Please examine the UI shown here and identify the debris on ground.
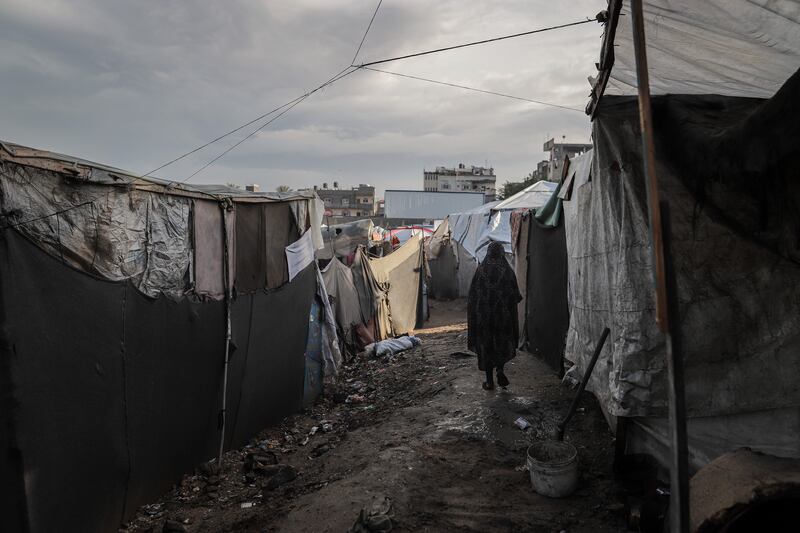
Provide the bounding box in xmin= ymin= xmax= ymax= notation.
xmin=348 ymin=497 xmax=394 ymax=533
xmin=127 ymin=299 xmax=623 ymax=532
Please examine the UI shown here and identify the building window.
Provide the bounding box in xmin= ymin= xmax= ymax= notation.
xmin=324 ymin=198 xmax=332 ymax=205
xmin=342 ymin=198 xmax=349 ymax=206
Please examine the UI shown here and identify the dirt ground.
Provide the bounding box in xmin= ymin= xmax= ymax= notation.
xmin=126 ymin=299 xmax=626 ymax=532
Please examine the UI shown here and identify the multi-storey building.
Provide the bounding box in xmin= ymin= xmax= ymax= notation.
xmin=309 ymin=183 xmax=376 ymax=217
xmin=539 ymin=138 xmax=592 ymax=182
xmin=423 ymin=163 xmax=496 ymax=202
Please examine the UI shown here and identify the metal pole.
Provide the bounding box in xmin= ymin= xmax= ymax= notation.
xmin=557 ymin=327 xmax=610 ymax=441
xmin=218 ymin=202 xmax=233 ymax=465
xmin=629 ymin=1 xmax=689 ymax=531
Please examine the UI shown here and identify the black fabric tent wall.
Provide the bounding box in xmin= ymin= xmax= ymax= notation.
xmin=0 ymin=229 xmax=315 ymax=533
xmin=428 ymin=241 xmax=459 ymax=300
xmin=524 ymin=218 xmax=569 ymax=374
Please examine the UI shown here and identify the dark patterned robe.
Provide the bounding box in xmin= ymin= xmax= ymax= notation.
xmin=467 ymin=241 xmax=522 ymax=371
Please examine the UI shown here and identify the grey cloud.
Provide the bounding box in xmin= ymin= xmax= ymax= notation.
xmin=1 ymin=0 xmax=604 ymax=194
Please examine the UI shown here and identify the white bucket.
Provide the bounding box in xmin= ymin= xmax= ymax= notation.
xmin=526 ymin=441 xmax=579 ymax=498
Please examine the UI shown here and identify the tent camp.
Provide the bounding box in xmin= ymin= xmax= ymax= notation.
xmin=0 ymin=141 xmax=339 ymax=533
xmin=427 ymin=181 xmax=558 ymax=299
xmin=320 ymin=233 xmax=425 ymax=353
xmin=564 ymin=0 xmax=800 ymax=480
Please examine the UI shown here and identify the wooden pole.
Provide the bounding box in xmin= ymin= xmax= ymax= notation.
xmin=629 ymin=1 xmax=689 ymax=531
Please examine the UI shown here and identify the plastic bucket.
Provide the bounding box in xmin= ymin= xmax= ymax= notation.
xmin=526 ymin=441 xmax=579 ymax=498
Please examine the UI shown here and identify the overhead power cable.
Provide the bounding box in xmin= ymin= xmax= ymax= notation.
xmin=351 ymin=0 xmax=383 ymax=65
xmin=155 ymin=2 xmax=384 ymax=182
xmin=180 ymin=67 xmax=357 ymax=182
xmin=147 ymin=64 xmax=352 ymax=179
xmin=364 ymin=67 xmax=583 ymax=112
xmin=354 ymin=17 xmax=598 ymax=68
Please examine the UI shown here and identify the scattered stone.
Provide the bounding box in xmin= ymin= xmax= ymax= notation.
xmin=162 ymin=519 xmax=187 ymax=532
xmin=312 ymin=444 xmax=331 ymax=457
xmin=262 ymin=465 xmax=298 ymax=491
xmin=349 ymin=496 xmax=394 ymax=533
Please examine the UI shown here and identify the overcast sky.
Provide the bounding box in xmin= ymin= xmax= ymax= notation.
xmin=1 ymin=0 xmax=605 ymax=195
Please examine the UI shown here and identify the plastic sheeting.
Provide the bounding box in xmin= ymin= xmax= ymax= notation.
xmin=607 ymin=0 xmax=800 ymax=99
xmin=0 ymin=162 xmax=192 ymax=299
xmin=564 ymin=93 xmax=800 ymax=419
xmin=321 ymin=257 xmax=364 ymax=332
xmin=0 ymin=228 xmax=317 ymax=533
xmin=627 ymin=407 xmax=800 ymax=475
xmin=318 ymin=219 xmax=374 ymax=261
xmin=286 ymin=229 xmax=315 ymax=281
xmin=369 ymin=233 xmax=424 ymax=336
xmin=493 ymin=180 xmax=558 ymax=211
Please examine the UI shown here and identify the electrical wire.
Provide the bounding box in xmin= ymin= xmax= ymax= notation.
xmin=364 ymin=67 xmax=584 ymax=112
xmin=355 ymin=17 xmax=597 ymax=68
xmin=351 ymin=0 xmax=383 ymax=65
xmin=143 ymin=96 xmax=307 ymax=177
xmin=146 ymin=64 xmax=353 ymax=178
xmin=180 ymin=67 xmax=357 ymax=182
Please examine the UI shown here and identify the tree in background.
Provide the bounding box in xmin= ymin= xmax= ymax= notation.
xmin=275 ymin=185 xmax=291 ymax=192
xmin=497 ymin=171 xmax=541 ymax=200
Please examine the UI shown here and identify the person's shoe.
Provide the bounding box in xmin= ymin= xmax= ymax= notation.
xmin=497 ymin=372 xmax=509 ymax=388
xmin=482 ymin=381 xmax=495 ymax=390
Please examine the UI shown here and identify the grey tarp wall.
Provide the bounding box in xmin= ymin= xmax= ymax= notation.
xmin=0 ymin=144 xmax=324 ymax=532
xmin=321 ymin=257 xmax=364 ymax=332
xmin=565 ymin=81 xmax=800 ymax=468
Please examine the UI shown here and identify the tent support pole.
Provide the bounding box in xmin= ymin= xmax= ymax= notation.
xmin=218 ymin=202 xmax=233 ymax=466
xmin=630 ymin=1 xmax=689 ymax=531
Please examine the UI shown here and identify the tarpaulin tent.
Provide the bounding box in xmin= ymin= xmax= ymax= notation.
xmin=570 ymin=0 xmax=800 ymax=473
xmin=512 ymin=168 xmax=574 ymax=375
xmin=318 ymin=219 xmax=375 ymax=263
xmin=0 ymin=141 xmax=336 ymax=533
xmin=428 ymin=183 xmax=559 ymax=300
xmin=369 ymin=233 xmax=425 ymax=335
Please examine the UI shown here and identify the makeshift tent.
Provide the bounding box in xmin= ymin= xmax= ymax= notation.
xmin=494 ymin=180 xmax=558 ymax=211
xmin=428 ymin=183 xmax=559 ymax=299
xmin=512 ymin=170 xmax=572 ymax=375
xmin=569 ymin=0 xmax=800 ymax=474
xmin=369 ymin=233 xmax=425 ymax=335
xmin=0 ymin=141 xmax=337 ymax=533
xmin=318 ymin=218 xmax=375 ymax=263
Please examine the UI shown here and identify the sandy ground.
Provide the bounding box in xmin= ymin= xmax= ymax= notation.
xmin=127 ymin=299 xmax=625 ymax=532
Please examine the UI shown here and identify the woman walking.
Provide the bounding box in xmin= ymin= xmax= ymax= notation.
xmin=467 ymin=241 xmax=522 ymax=390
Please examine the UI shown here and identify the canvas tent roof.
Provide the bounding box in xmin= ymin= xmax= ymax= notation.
xmin=589 ymin=0 xmax=800 ymax=113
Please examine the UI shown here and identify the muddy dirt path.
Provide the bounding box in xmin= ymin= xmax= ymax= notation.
xmin=127 ymin=299 xmax=625 ymax=532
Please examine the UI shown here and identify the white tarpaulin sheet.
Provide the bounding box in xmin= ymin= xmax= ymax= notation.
xmin=608 ymin=0 xmax=800 ymax=98
xmin=285 ymin=229 xmax=315 ymax=281
xmin=493 ymin=180 xmax=558 ymax=211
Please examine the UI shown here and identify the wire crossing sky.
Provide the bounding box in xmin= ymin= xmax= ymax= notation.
xmin=165 ymin=13 xmax=598 ymax=182
xmin=0 ymin=0 xmax=606 ymax=192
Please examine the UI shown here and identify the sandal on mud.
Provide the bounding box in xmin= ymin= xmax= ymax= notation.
xmin=497 ymin=373 xmax=510 ymax=388
xmin=482 ymin=381 xmax=495 ymax=390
